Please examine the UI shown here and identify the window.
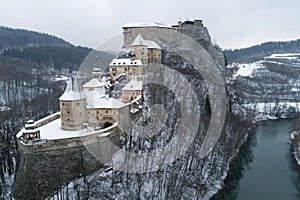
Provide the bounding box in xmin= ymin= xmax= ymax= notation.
xmin=97 ymin=111 xmax=99 ymax=114
xmin=62 ymin=103 xmax=65 ymax=106
xmin=106 ymin=110 xmax=108 ymax=113
xmin=67 ymin=111 xmax=70 ymax=114
xmin=67 ymin=118 xmax=70 ymax=121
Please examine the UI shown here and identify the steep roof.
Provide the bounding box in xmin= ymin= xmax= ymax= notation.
xmin=130 ymin=34 xmax=161 ymax=49
xmin=83 ymin=78 xmax=104 ymax=88
xmin=86 ymin=90 xmax=126 ymax=109
xmin=131 ymin=34 xmax=148 ymax=46
xmin=122 ymin=79 xmax=143 ymax=91
xmin=146 ymin=40 xmax=161 ymax=49
xmin=109 ymin=58 xmax=143 ymax=66
xmin=59 ymin=77 xmax=86 ymax=101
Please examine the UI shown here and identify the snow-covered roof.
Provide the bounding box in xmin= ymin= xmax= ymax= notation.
xmin=131 ymin=34 xmax=148 ymax=46
xmin=146 ymin=40 xmax=161 ymax=49
xmin=131 ymin=34 xmax=161 ymax=49
xmin=123 ymin=22 xmax=172 ymax=29
xmin=122 ymin=79 xmax=143 ymax=91
xmin=59 ymin=77 xmax=86 ymax=101
xmin=83 ymin=78 xmax=105 ymax=88
xmin=86 ymin=90 xmax=126 ymax=109
xmin=109 ymin=58 xmax=143 ymax=66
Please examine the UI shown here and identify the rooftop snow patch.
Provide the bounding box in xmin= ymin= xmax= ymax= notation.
xmin=122 ymin=22 xmax=173 ymax=29
xmin=83 ymin=78 xmax=105 ymax=88
xmin=59 ymin=77 xmax=86 ymax=101
xmin=109 ymin=58 xmax=143 ymax=66
xmin=131 ymin=34 xmax=161 ymax=49
xmin=122 ymin=79 xmax=143 ymax=91
xmin=85 ymin=90 xmax=126 ymax=109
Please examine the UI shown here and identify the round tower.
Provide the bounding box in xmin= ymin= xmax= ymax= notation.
xmin=59 ymin=77 xmax=86 ymax=130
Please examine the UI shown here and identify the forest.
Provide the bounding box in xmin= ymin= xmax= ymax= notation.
xmin=224 ymin=39 xmax=300 ymax=63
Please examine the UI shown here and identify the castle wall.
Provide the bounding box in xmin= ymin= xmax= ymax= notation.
xmin=18 ymin=125 xmax=119 ymax=157
xmin=109 ymin=65 xmax=143 ymax=81
xmin=123 ymin=26 xmax=163 ymax=48
xmin=86 ymin=108 xmax=120 ymax=126
xmin=148 ymin=48 xmax=161 ymax=63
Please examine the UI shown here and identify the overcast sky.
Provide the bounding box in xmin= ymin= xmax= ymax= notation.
xmin=1 ymin=0 xmax=299 ymax=50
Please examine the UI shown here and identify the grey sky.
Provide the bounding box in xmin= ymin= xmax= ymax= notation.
xmin=1 ymin=0 xmax=299 ymax=50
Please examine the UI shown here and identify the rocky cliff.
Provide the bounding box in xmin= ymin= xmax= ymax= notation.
xmin=45 ymin=20 xmax=252 ymax=200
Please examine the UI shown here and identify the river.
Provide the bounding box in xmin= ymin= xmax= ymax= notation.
xmin=213 ymin=119 xmax=300 ymax=200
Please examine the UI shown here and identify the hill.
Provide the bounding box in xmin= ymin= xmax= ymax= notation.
xmin=0 ymin=26 xmax=115 ymax=72
xmin=2 ymin=46 xmax=114 ymax=72
xmin=0 ymin=26 xmax=71 ymax=52
xmin=224 ymin=39 xmax=300 ymax=63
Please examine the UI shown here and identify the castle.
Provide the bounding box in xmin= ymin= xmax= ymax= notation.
xmin=17 ymin=18 xmax=202 ymax=149
xmin=17 ymin=32 xmax=161 ymax=146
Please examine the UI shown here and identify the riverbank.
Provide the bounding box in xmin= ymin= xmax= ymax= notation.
xmin=213 ymin=119 xmax=300 ymax=199
xmin=291 ymin=131 xmax=300 ymax=166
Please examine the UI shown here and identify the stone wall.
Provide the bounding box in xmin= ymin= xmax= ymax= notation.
xmin=14 ymin=128 xmax=121 ymax=199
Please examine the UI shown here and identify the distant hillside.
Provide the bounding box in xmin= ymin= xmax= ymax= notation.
xmin=0 ymin=26 xmax=71 ymax=52
xmin=224 ymin=39 xmax=300 ymax=63
xmin=2 ymin=46 xmax=115 ymax=71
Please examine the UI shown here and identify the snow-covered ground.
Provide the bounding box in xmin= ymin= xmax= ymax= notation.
xmin=228 ymin=61 xmax=264 ymax=78
xmin=16 ymin=114 xmax=118 ymax=140
xmin=243 ymin=102 xmax=300 ymax=121
xmin=266 ymin=53 xmax=300 ymax=60
xmin=291 ymin=131 xmax=300 ymax=166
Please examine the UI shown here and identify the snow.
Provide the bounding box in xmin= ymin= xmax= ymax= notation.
xmin=291 ymin=87 xmax=300 ymax=92
xmin=243 ymin=101 xmax=300 ymax=120
xmin=123 ymin=22 xmax=172 ymax=29
xmin=109 ymin=58 xmax=143 ymax=66
xmin=267 ymin=53 xmax=300 ymax=60
xmin=146 ymin=40 xmax=161 ymax=49
xmin=54 ymin=76 xmax=69 ymax=81
xmin=59 ymin=78 xmax=86 ymax=101
xmin=83 ymin=78 xmax=105 ymax=88
xmin=122 ymin=79 xmax=143 ymax=91
xmin=131 ymin=34 xmax=148 ymax=46
xmin=131 ymin=34 xmax=161 ymax=49
xmin=86 ymin=90 xmax=126 ymax=109
xmin=231 ymin=62 xmax=264 ymax=78
xmin=18 ymin=117 xmax=118 ymax=140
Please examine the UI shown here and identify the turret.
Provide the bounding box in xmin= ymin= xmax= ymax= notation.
xmin=91 ymin=68 xmax=102 ymax=80
xmin=59 ymin=77 xmax=86 ymax=130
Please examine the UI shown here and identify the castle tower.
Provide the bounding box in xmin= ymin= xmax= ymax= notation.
xmin=91 ymin=68 xmax=102 ymax=80
xmin=130 ymin=34 xmax=148 ymax=64
xmin=59 ymin=77 xmax=86 ymax=130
